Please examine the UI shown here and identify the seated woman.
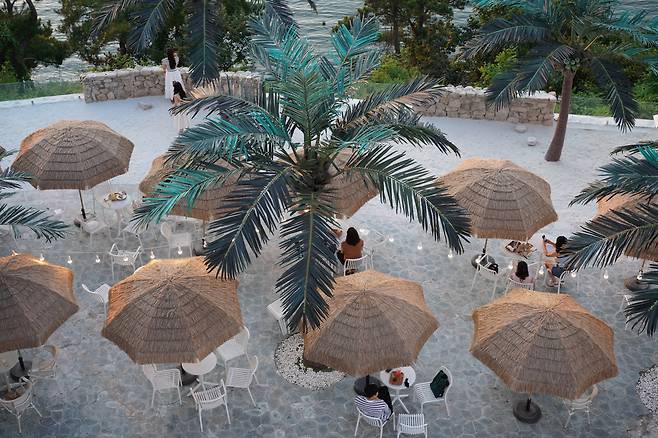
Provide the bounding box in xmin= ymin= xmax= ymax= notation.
xmin=337 ymin=227 xmax=364 ymax=264
xmin=354 ymin=384 xmax=393 ymax=422
xmin=509 ymin=260 xmax=534 ymax=286
xmin=542 ymin=235 xmax=568 ymax=287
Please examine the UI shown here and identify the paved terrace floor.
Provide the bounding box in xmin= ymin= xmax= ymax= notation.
xmin=1 ymin=95 xmax=657 ymax=437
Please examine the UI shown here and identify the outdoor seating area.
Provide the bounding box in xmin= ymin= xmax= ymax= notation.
xmin=1 ymin=87 xmax=657 ymax=437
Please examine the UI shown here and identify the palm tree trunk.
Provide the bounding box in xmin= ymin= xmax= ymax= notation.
xmin=544 ymin=70 xmax=575 ymax=162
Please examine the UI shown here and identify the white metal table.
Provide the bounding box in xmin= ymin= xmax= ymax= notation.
xmin=100 ymin=193 xmax=132 ymax=237
xmin=182 ymin=352 xmax=217 ymax=395
xmin=379 ymin=366 xmax=416 ymax=413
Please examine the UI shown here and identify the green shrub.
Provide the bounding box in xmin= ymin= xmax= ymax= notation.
xmin=370 ymin=55 xmax=419 ymax=83
xmin=476 ymin=47 xmax=517 ymax=87
xmin=0 ymin=61 xmax=18 ymax=84
xmin=87 ymin=54 xmax=155 ymax=72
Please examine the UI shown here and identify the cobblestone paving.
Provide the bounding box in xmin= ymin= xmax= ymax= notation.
xmin=0 ymin=97 xmax=656 ymax=437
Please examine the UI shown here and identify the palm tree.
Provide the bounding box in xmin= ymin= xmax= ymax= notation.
xmin=134 ymin=3 xmax=471 ymax=331
xmin=0 ymin=150 xmax=69 ymax=242
xmin=93 ymin=0 xmax=316 ymax=85
xmin=464 ymin=0 xmax=658 ymax=162
xmin=565 ymin=142 xmax=658 ymax=336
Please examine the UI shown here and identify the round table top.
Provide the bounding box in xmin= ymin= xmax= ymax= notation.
xmin=102 ymin=194 xmax=132 ymax=211
xmin=379 ymin=366 xmax=416 ymax=390
xmin=182 ymin=353 xmax=217 ymax=376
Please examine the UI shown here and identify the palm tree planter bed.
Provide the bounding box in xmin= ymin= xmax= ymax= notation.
xmin=274 ymin=335 xmax=345 ymax=390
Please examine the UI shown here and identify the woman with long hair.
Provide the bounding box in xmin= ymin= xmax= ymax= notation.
xmin=171 ymin=81 xmax=190 ymax=132
xmin=510 ymin=260 xmax=534 ymax=285
xmin=543 ymin=235 xmax=568 ymax=286
xmin=337 ymin=227 xmax=364 ymax=265
xmin=161 ymin=48 xmax=185 ymax=100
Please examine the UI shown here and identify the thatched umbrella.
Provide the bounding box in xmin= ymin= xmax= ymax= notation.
xmin=102 ymin=257 xmax=242 ymax=364
xmin=0 ymin=253 xmax=78 ymax=376
xmin=139 ymin=155 xmax=242 ymax=222
xmin=304 ymin=270 xmax=438 ymax=377
xmin=438 ymin=158 xmax=557 ymax=264
xmin=327 ymin=150 xmax=379 ymax=219
xmin=12 ymin=120 xmax=134 ymax=220
xmin=597 ymin=194 xmax=658 ymax=290
xmin=471 ymin=289 xmax=618 ymax=423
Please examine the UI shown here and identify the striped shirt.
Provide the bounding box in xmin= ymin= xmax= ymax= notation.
xmin=354 ymin=395 xmax=391 ymax=422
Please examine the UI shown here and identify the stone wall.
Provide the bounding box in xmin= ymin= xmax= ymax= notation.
xmin=80 ymin=69 xmax=555 ymax=125
xmin=80 ymin=67 xmax=262 ymax=103
xmin=416 ymin=85 xmax=556 ymax=125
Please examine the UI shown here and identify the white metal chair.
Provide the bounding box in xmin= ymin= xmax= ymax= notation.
xmin=556 ymin=270 xmax=580 ymax=294
xmin=344 ymin=254 xmax=370 ymax=276
xmin=267 ymin=298 xmax=290 ymax=335
xmin=29 ymin=345 xmax=58 ymax=381
xmin=563 ymin=384 xmax=598 ymax=429
xmin=160 ymin=222 xmax=193 ymax=257
xmin=618 ymin=294 xmax=634 ymax=330
xmin=108 ymin=243 xmax=142 ymax=280
xmin=470 ymin=263 xmax=500 ymax=300
xmin=192 ymin=380 xmax=230 ymax=431
xmin=225 ymin=355 xmax=259 ymax=406
xmin=216 ymin=326 xmax=250 ymax=369
xmin=414 ymin=366 xmax=452 ymax=417
xmin=121 ymin=219 xmax=148 ymax=247
xmin=0 ymin=378 xmax=42 ymax=434
xmin=504 ymin=277 xmax=535 ymax=292
xmin=354 ymin=404 xmax=394 ymax=438
xmin=80 ymin=219 xmax=109 ymax=247
xmin=142 ymin=364 xmax=182 ymax=407
xmin=81 ymin=283 xmax=110 ymax=315
xmin=397 ymin=413 xmax=428 ymax=438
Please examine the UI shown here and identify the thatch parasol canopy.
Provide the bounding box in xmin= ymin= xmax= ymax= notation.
xmin=326 ymin=150 xmax=379 ymax=219
xmin=596 ymin=194 xmax=658 ymax=261
xmin=12 ymin=120 xmax=134 ymax=190
xmin=139 ymin=155 xmax=243 ymax=221
xmin=102 ymin=257 xmax=242 ymax=364
xmin=304 ymin=270 xmax=438 ymax=376
xmin=0 ymin=253 xmax=78 ymax=352
xmin=438 ymin=158 xmax=557 ymax=241
xmin=470 ymin=289 xmax=618 ymax=400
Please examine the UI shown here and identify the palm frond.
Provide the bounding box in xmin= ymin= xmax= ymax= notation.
xmin=590 ymin=57 xmax=638 ymax=132
xmin=0 ymin=204 xmax=69 ymax=241
xmin=339 ymin=76 xmax=445 ymax=130
xmin=611 ymin=141 xmax=658 ymax=156
xmin=625 ymin=266 xmax=658 ymax=337
xmin=204 ymin=163 xmax=292 ymax=278
xmin=463 ymin=17 xmax=549 ymax=58
xmin=171 ymin=88 xmax=264 ymax=118
xmin=263 ymin=0 xmax=297 ymax=29
xmin=0 ymin=168 xmax=32 ymax=192
xmin=279 ymin=70 xmax=334 ymax=139
xmin=570 ymin=154 xmax=658 ymax=205
xmin=167 ymin=111 xmax=290 ymax=162
xmin=330 ymin=15 xmax=381 ymax=92
xmin=593 ymin=10 xmax=658 ymax=47
xmin=128 ymin=0 xmax=176 ymax=50
xmin=276 ymin=192 xmax=338 ymax=331
xmin=92 ymin=0 xmax=139 ymax=37
xmin=186 ymin=0 xmax=221 ymax=85
xmin=487 ymin=44 xmax=574 ymax=109
xmin=345 ymin=146 xmax=470 ymax=253
xmin=563 ymin=203 xmax=658 ymax=270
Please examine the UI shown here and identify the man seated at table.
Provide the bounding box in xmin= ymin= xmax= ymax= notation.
xmin=354 ymin=384 xmax=393 ymax=422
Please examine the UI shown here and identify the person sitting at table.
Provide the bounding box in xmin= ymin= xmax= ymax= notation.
xmin=354 ymin=384 xmax=393 ymax=422
xmin=509 ymin=260 xmax=534 ymax=285
xmin=543 ymin=235 xmax=568 ymax=287
xmin=337 ymin=227 xmax=364 ymax=265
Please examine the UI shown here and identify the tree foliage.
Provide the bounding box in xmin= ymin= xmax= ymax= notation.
xmin=135 ymin=2 xmax=470 ymax=331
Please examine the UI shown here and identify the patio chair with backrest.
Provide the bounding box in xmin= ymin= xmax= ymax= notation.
xmin=225 ymin=355 xmax=259 ymax=406
xmin=354 ymin=403 xmax=394 ymax=438
xmin=267 ymin=298 xmax=290 ymax=336
xmin=216 ymin=326 xmax=250 ymax=369
xmin=108 ymin=243 xmax=142 ymax=281
xmin=414 ymin=366 xmax=452 ymax=417
xmin=0 ymin=378 xmax=42 ymax=434
xmin=192 ymin=380 xmax=230 ymax=431
xmin=556 ymin=270 xmax=579 ymax=294
xmin=29 ymin=345 xmax=58 ymax=382
xmin=504 ymin=277 xmax=535 ymax=293
xmin=397 ymin=413 xmax=428 ymax=438
xmin=470 ymin=262 xmax=500 ymax=300
xmin=142 ymin=364 xmax=182 ymax=407
xmin=563 ymin=384 xmax=598 ymax=429
xmin=80 ymin=219 xmax=110 ymax=247
xmin=81 ymin=283 xmax=110 ymax=315
xmin=344 ymin=254 xmax=370 ymax=276
xmin=160 ymin=222 xmax=193 ymax=257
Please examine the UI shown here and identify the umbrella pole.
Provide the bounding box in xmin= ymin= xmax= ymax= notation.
xmin=471 ymin=238 xmax=496 ymax=268
xmin=17 ymin=349 xmax=25 ymax=371
xmin=78 ymin=189 xmax=87 ymax=221
xmin=513 ymin=395 xmax=542 ymax=423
